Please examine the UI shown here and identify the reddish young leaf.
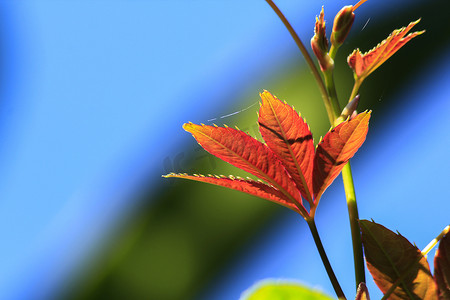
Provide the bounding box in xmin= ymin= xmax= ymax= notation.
xmin=348 ymin=19 xmax=424 ymax=81
xmin=434 ymin=230 xmax=450 ymax=299
xmin=360 ymin=220 xmax=438 ymax=300
xmin=163 ymin=173 xmax=300 ymax=213
xmin=183 ymin=123 xmax=303 ymax=209
xmin=167 ymin=91 xmax=372 ymax=218
xmin=313 ymin=112 xmax=370 ymax=202
xmin=258 ymin=91 xmax=315 ymax=204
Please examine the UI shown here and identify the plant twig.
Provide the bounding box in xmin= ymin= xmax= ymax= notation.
xmin=307 ymin=218 xmax=347 ymax=299
xmin=422 ymin=224 xmax=450 ymax=256
xmin=265 ymin=0 xmax=335 ymax=123
xmin=325 ymin=45 xmax=367 ymax=289
xmin=266 ymin=0 xmax=366 ymax=291
xmin=348 ymin=78 xmax=363 ymax=105
xmin=339 ymin=76 xmax=367 ymax=288
xmin=341 ymin=163 xmax=366 ymax=287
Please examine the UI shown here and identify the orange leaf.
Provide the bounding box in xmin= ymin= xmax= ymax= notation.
xmin=434 ymin=230 xmax=450 ymax=299
xmin=163 ymin=173 xmax=300 ymax=213
xmin=313 ymin=112 xmax=370 ymax=202
xmin=183 ymin=123 xmax=304 ymax=210
xmin=348 ymin=19 xmax=424 ymax=81
xmin=258 ymin=91 xmax=315 ymax=204
xmin=168 ymin=91 xmax=372 ymax=217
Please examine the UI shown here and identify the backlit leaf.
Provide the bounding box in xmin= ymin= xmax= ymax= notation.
xmin=434 ymin=230 xmax=450 ymax=299
xmin=348 ymin=19 xmax=424 ymax=81
xmin=183 ymin=123 xmax=303 ymax=209
xmin=241 ymin=280 xmax=334 ymax=300
xmin=167 ymin=90 xmax=372 ymax=217
xmin=360 ymin=220 xmax=437 ymax=300
xmin=313 ymin=112 xmax=370 ymax=201
xmin=258 ymin=91 xmax=315 ymax=204
xmin=163 ymin=173 xmax=300 ymax=213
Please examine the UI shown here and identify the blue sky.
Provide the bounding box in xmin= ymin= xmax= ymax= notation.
xmin=0 ymin=1 xmax=440 ymax=299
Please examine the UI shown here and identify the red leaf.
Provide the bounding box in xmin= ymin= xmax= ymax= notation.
xmin=258 ymin=91 xmax=315 ymax=204
xmin=168 ymin=91 xmax=372 ymax=216
xmin=348 ymin=19 xmax=424 ymax=81
xmin=434 ymin=230 xmax=450 ymax=299
xmin=313 ymin=112 xmax=370 ymax=201
xmin=183 ymin=123 xmax=304 ymax=211
xmin=163 ymin=173 xmax=300 ymax=213
xmin=360 ymin=220 xmax=438 ymax=300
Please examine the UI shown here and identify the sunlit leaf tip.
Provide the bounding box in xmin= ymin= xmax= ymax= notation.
xmin=348 ymin=19 xmax=424 ymax=82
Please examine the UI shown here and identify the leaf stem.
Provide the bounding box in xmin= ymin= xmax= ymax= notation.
xmin=307 ymin=218 xmax=347 ymax=300
xmin=329 ymin=44 xmax=339 ymax=61
xmin=348 ymin=77 xmax=363 ymax=104
xmin=325 ymin=49 xmax=367 ymax=289
xmin=264 ymin=0 xmax=335 ymax=123
xmin=323 ymin=69 xmax=342 ymax=121
xmin=422 ymin=224 xmax=450 ymax=256
xmin=341 ymin=163 xmax=366 ymax=287
xmin=266 ymin=0 xmax=366 ymax=291
xmin=339 ymin=77 xmax=366 ymax=288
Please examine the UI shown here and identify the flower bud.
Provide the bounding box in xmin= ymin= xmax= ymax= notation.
xmin=334 ymin=95 xmax=360 ymax=126
xmin=330 ymin=5 xmax=355 ymax=48
xmin=311 ymin=7 xmax=333 ymax=71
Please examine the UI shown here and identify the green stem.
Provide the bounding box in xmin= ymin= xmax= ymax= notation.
xmin=266 ymin=0 xmax=366 ymax=291
xmin=264 ymin=0 xmax=335 ymax=123
xmin=307 ymin=218 xmax=347 ymax=300
xmin=324 ymin=54 xmax=366 ymax=289
xmin=329 ymin=44 xmax=339 ymax=61
xmin=339 ymin=77 xmax=366 ymax=288
xmin=348 ymin=78 xmax=363 ymax=104
xmin=341 ymin=163 xmax=366 ymax=287
xmin=323 ymin=69 xmax=342 ymax=119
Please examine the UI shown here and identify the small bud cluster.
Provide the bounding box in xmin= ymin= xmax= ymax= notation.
xmin=311 ymin=7 xmax=333 ymax=71
xmin=330 ymin=6 xmax=355 ymax=48
xmin=311 ymin=4 xmax=356 ymax=72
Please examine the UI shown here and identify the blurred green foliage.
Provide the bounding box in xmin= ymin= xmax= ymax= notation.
xmin=242 ymin=280 xmax=334 ymax=300
xmin=59 ymin=1 xmax=450 ymax=299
